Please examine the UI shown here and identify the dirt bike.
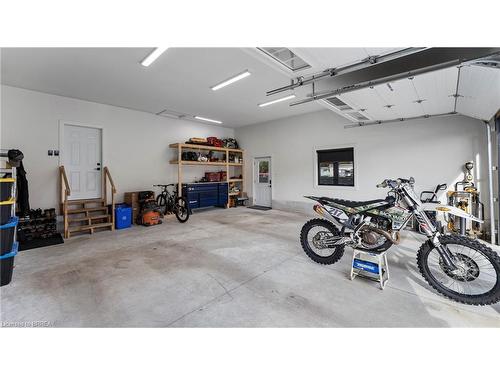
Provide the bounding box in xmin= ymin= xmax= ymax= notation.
xmin=300 ymin=177 xmax=500 ymax=305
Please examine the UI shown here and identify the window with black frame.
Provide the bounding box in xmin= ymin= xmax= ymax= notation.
xmin=317 ymin=147 xmax=354 ymax=186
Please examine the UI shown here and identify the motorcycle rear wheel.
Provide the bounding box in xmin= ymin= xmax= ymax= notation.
xmin=417 ymin=234 xmax=500 ymax=305
xmin=300 ymin=218 xmax=345 ymax=265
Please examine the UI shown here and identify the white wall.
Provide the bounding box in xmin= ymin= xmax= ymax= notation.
xmin=236 ymin=109 xmax=490 ymax=221
xmin=0 ymin=85 xmax=234 ymax=210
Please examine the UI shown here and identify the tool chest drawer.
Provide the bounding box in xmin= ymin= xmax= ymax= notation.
xmin=182 ymin=183 xmax=228 ymax=209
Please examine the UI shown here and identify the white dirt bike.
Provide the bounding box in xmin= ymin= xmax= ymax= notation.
xmin=300 ymin=177 xmax=500 ymax=305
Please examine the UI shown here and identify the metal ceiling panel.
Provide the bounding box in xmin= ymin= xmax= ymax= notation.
xmin=412 ymin=67 xmax=457 ymax=115
xmin=339 ymin=87 xmax=387 ymax=119
xmin=340 ymin=86 xmax=400 ymax=121
xmin=375 ymin=79 xmax=422 ymax=118
xmin=335 ymin=66 xmax=460 ymax=122
xmin=456 ymin=65 xmax=500 ymax=121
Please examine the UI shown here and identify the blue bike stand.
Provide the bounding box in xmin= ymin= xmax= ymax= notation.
xmin=350 ymin=248 xmax=390 ymax=290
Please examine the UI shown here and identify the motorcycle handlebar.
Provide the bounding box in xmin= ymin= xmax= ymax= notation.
xmin=376 ymin=177 xmax=415 ymax=189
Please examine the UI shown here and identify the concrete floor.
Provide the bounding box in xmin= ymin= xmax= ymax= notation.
xmin=1 ymin=207 xmax=499 ymax=327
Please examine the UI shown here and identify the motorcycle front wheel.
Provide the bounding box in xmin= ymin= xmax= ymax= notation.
xmin=417 ymin=235 xmax=500 ymax=305
xmin=300 ymin=218 xmax=345 ymax=265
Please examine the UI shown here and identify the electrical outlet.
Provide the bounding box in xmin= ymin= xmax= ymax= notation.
xmin=48 ymin=150 xmax=53 ymax=156
xmin=54 ymin=150 xmax=60 ymax=156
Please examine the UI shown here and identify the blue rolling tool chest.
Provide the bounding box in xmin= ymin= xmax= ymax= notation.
xmin=183 ymin=182 xmax=228 ymax=210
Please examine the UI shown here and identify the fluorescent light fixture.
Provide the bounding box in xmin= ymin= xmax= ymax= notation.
xmin=140 ymin=47 xmax=168 ymax=67
xmin=194 ymin=116 xmax=222 ymax=124
xmin=211 ymin=70 xmax=251 ymax=91
xmin=258 ymin=94 xmax=296 ymax=107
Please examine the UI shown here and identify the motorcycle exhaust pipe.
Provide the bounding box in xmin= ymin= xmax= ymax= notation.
xmin=369 ymin=226 xmax=401 ymax=245
xmin=313 ymin=204 xmax=326 ymax=216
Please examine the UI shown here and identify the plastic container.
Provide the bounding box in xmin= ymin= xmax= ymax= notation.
xmin=0 ymin=199 xmax=15 ymax=225
xmin=0 ymin=178 xmax=15 ymax=201
xmin=1 ymin=216 xmax=18 ymax=255
xmin=115 ymin=204 xmax=132 ymax=229
xmin=1 ymin=242 xmax=18 ymax=286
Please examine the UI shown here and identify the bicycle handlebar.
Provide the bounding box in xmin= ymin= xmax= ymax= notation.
xmin=153 ymin=184 xmax=176 ymax=188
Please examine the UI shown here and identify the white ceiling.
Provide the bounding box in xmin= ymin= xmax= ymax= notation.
xmin=1 ymin=48 xmax=498 ymax=127
xmin=0 ymin=47 xmax=401 ymax=127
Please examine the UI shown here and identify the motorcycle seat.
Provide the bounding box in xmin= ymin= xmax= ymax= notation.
xmin=321 ymin=197 xmax=391 ymax=208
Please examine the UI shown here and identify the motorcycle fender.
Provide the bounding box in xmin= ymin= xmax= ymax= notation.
xmin=313 ymin=204 xmax=349 ymax=223
xmin=324 ymin=205 xmax=349 ymax=221
xmin=421 ymin=203 xmax=484 ymax=223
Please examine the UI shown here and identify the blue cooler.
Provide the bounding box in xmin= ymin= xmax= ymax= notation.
xmin=115 ymin=204 xmax=132 ymax=229
xmin=1 ymin=242 xmax=18 ymax=286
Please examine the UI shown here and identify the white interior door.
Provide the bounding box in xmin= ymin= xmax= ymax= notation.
xmin=62 ymin=124 xmax=102 ymax=200
xmin=254 ymin=157 xmax=272 ymax=207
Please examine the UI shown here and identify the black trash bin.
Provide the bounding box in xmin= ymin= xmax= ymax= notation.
xmin=0 ymin=242 xmax=17 ymax=286
xmin=0 ymin=178 xmax=15 ymax=201
xmin=0 ymin=200 xmax=14 ymax=225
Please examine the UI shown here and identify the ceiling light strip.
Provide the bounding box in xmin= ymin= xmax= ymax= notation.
xmin=141 ymin=47 xmax=168 ymax=67
xmin=259 ymin=94 xmax=296 ymax=107
xmin=194 ymin=116 xmax=222 ymax=124
xmin=211 ymin=70 xmax=251 ymax=91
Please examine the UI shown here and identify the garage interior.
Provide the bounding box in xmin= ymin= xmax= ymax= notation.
xmin=1 ymin=47 xmax=500 ymax=327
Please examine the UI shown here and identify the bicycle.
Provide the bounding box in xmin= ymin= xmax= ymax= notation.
xmin=153 ymin=184 xmax=190 ymax=223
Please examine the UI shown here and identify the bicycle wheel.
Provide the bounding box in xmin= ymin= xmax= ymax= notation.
xmin=175 ymin=197 xmax=190 ymax=223
xmin=156 ymin=194 xmax=167 ymax=215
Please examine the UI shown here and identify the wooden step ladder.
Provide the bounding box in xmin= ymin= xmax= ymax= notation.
xmin=59 ymin=166 xmax=116 ymax=238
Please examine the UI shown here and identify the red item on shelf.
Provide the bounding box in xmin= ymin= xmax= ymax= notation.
xmin=205 ymin=172 xmax=221 ymax=182
xmin=207 ymin=137 xmax=223 ymax=148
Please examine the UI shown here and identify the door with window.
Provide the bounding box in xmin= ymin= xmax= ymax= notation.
xmin=254 ymin=157 xmax=272 ymax=207
xmin=62 ymin=124 xmax=102 ymax=200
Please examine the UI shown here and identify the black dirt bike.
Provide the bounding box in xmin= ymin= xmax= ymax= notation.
xmin=300 ymin=177 xmax=500 ymax=306
xmin=154 ymin=184 xmax=190 ymax=223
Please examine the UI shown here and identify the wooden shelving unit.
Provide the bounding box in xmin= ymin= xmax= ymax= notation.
xmin=169 ymin=143 xmax=244 ymax=206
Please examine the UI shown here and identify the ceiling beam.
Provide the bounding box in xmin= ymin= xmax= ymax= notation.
xmin=344 ymin=112 xmax=458 ymax=129
xmin=266 ymin=48 xmax=424 ymax=96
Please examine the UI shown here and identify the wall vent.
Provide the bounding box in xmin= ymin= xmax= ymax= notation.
xmin=258 ymin=47 xmax=311 ymax=72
